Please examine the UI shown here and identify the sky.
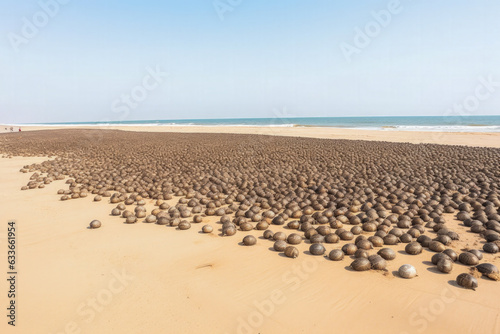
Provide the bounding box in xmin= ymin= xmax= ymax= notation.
xmin=1 ymin=0 xmax=499 ymax=123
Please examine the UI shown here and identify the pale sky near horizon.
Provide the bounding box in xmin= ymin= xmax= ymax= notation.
xmin=1 ymin=0 xmax=499 ymax=123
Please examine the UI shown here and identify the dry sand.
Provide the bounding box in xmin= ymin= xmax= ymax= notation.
xmin=1 ymin=126 xmax=500 ymax=334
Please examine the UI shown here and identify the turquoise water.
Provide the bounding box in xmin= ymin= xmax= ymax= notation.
xmin=19 ymin=116 xmax=500 ymax=132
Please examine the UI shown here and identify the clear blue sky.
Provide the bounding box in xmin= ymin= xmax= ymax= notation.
xmin=1 ymin=0 xmax=499 ymax=123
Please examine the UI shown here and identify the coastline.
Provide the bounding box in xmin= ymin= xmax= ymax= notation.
xmin=2 ymin=124 xmax=500 ymax=148
xmin=1 ymin=128 xmax=499 ymax=334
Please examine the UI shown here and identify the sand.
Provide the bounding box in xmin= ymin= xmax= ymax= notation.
xmin=1 ymin=126 xmax=500 ymax=334
xmin=1 ymin=124 xmax=500 ymax=148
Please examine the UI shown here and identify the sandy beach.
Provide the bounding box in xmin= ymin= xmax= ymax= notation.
xmin=2 ymin=124 xmax=500 ymax=148
xmin=1 ymin=126 xmax=500 ymax=334
xmin=4 ymin=0 xmax=500 ymax=333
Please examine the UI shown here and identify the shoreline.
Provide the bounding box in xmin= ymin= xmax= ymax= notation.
xmin=1 ymin=124 xmax=500 ymax=148
xmin=1 ymin=128 xmax=499 ymax=333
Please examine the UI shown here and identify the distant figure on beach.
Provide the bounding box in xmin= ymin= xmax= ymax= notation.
xmin=19 ymin=128 xmax=21 ymax=132
xmin=10 ymin=126 xmax=13 ymax=132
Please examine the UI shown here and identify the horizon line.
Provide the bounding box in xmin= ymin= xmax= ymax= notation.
xmin=5 ymin=114 xmax=500 ymax=126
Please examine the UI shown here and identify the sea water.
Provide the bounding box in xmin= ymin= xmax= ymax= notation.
xmin=14 ymin=115 xmax=500 ymax=132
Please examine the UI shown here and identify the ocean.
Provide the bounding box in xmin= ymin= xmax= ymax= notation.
xmin=15 ymin=115 xmax=500 ymax=132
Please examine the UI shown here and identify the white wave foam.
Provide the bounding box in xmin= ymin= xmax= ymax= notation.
xmin=384 ymin=125 xmax=500 ymax=132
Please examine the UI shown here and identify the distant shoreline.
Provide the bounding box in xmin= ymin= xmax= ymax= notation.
xmin=2 ymin=124 xmax=499 ymax=148
xmin=4 ymin=115 xmax=500 ymax=133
